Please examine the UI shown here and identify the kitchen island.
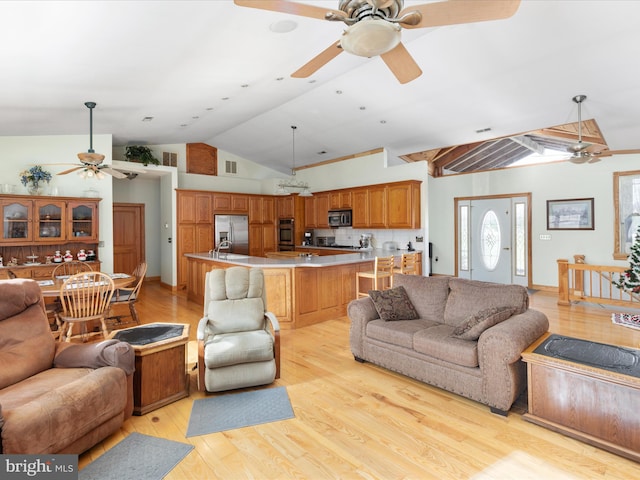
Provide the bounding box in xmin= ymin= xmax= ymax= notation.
xmin=185 ymin=250 xmax=414 ymax=329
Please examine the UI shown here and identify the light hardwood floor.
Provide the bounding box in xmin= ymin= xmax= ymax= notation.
xmin=80 ymin=282 xmax=640 ymax=479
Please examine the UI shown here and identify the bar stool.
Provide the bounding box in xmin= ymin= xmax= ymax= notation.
xmin=356 ymin=255 xmax=395 ymax=298
xmin=393 ymin=252 xmax=419 ymax=275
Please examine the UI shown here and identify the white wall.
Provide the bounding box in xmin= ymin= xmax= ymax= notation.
xmin=0 ymin=135 xmax=115 ymax=272
xmin=112 ymin=176 xmax=161 ymax=277
xmin=428 ymin=155 xmax=640 ymax=287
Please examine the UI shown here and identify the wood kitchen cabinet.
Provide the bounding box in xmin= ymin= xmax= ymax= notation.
xmin=303 ymin=193 xmax=330 ymax=229
xmin=213 ymin=193 xmax=248 ymax=213
xmin=329 ymin=191 xmax=352 ymax=209
xmin=314 ymin=193 xmax=330 ymax=229
xmin=387 ymin=181 xmax=421 ymax=228
xmin=368 ymin=185 xmax=388 ymax=228
xmin=276 ymin=196 xmax=295 ymax=219
xmin=304 ymin=197 xmax=317 ymax=228
xmin=178 ymin=191 xmax=212 ymax=224
xmin=351 ymin=188 xmax=369 ymax=228
xmin=249 ymin=195 xmax=276 ymax=256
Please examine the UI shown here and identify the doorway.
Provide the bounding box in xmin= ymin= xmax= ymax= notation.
xmin=455 ymin=194 xmax=531 ymax=286
xmin=113 ymin=203 xmax=145 ymax=274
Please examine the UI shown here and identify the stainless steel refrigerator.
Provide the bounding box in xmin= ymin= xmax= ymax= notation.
xmin=214 ymin=214 xmax=249 ymax=255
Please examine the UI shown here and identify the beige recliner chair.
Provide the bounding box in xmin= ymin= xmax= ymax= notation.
xmin=197 ymin=267 xmax=280 ymax=392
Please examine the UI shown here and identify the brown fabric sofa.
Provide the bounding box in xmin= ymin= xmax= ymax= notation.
xmin=348 ymin=275 xmax=549 ymax=415
xmin=0 ymin=278 xmax=135 ymax=454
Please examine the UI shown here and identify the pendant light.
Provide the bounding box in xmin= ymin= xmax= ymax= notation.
xmin=276 ymin=125 xmax=313 ymax=196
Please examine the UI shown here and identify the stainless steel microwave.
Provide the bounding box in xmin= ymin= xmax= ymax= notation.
xmin=328 ymin=209 xmax=352 ymax=228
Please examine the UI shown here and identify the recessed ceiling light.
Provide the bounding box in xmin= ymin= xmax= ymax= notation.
xmin=269 ymin=19 xmax=297 ymax=33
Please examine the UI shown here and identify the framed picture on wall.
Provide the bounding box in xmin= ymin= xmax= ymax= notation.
xmin=547 ymin=198 xmax=594 ymax=230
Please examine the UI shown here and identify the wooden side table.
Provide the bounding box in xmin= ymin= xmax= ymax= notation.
xmin=522 ymin=332 xmax=640 ymax=462
xmin=110 ymin=323 xmax=190 ymax=415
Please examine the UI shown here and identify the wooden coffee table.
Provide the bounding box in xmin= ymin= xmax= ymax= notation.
xmin=110 ymin=323 xmax=190 ymax=415
xmin=522 ymin=332 xmax=640 ymax=462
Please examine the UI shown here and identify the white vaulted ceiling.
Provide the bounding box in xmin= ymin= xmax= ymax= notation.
xmin=1 ymin=1 xmax=639 ymax=174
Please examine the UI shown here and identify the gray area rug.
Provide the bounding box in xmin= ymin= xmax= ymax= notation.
xmin=186 ymin=386 xmax=294 ymax=437
xmin=80 ymin=432 xmax=193 ymax=480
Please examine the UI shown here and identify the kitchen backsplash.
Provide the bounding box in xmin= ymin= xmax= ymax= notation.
xmin=312 ymin=228 xmax=425 ymax=251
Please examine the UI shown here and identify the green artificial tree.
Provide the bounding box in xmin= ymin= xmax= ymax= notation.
xmin=614 ymin=225 xmax=640 ymax=294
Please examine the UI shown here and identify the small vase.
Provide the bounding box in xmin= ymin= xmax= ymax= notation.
xmin=27 ymin=184 xmax=43 ymax=195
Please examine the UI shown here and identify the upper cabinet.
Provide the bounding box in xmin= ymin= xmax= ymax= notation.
xmin=310 ymin=180 xmax=421 ymax=230
xmin=0 ymin=195 xmax=100 ymax=245
xmin=387 ymin=181 xmax=421 ymax=229
xmin=1 ymin=198 xmax=32 ymax=243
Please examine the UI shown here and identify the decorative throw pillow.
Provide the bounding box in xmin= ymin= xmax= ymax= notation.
xmin=451 ymin=306 xmax=515 ymax=341
xmin=369 ymin=286 xmax=419 ymax=321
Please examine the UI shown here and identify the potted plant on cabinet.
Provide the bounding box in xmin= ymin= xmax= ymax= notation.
xmin=124 ymin=146 xmax=160 ymax=166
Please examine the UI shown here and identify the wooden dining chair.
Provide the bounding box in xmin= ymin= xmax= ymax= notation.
xmin=56 ymin=271 xmax=115 ymax=342
xmin=356 ymin=255 xmax=395 ymax=298
xmin=47 ymin=261 xmax=94 ymax=335
xmin=393 ymin=252 xmax=419 ymax=275
xmin=52 ymin=260 xmax=93 ymax=277
xmin=107 ymin=262 xmax=147 ymax=328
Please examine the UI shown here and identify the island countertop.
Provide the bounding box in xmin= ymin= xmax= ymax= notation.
xmin=184 ymin=250 xmax=398 ymax=268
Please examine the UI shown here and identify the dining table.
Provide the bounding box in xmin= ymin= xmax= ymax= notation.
xmin=37 ymin=273 xmax=135 ymax=297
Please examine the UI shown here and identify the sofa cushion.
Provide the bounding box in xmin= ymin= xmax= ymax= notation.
xmin=443 ymin=278 xmax=529 ymax=327
xmin=369 ymin=286 xmax=419 ymax=321
xmin=0 ymin=280 xmax=55 ymax=390
xmin=366 ymin=319 xmax=440 ymax=349
xmin=413 ymin=324 xmax=480 ymax=368
xmin=451 ymin=306 xmax=515 ymax=341
xmin=393 ymin=275 xmax=450 ymax=322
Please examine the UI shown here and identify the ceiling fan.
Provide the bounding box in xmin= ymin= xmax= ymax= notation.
xmin=57 ymin=102 xmax=128 ymax=179
xmin=567 ymin=95 xmax=640 ymax=164
xmin=234 ymin=0 xmax=521 ymax=84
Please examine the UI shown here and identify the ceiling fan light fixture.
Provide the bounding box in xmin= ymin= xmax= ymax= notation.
xmin=340 ymin=20 xmax=401 ymax=57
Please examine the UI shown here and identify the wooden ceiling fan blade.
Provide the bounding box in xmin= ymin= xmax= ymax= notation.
xmin=233 ymin=0 xmax=344 ymax=21
xmin=380 ymin=42 xmax=422 ymax=84
xmin=102 ymin=167 xmax=127 ymax=179
xmin=594 ymin=149 xmax=640 ymax=157
xmin=401 ymin=0 xmax=521 ymax=29
xmin=57 ymin=166 xmax=83 ymax=175
xmin=292 ymin=40 xmax=343 ymax=78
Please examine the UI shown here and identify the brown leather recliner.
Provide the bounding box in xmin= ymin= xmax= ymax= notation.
xmin=0 ymin=278 xmax=135 ymax=454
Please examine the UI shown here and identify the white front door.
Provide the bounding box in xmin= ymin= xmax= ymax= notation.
xmin=457 ymin=196 xmax=529 ymax=286
xmin=471 ymin=198 xmax=511 ymax=283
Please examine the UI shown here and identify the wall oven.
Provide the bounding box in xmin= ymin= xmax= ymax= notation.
xmin=278 ymin=218 xmax=295 ymax=251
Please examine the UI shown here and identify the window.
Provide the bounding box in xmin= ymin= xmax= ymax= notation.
xmin=614 ymin=170 xmax=640 ymax=260
xmin=480 ymin=210 xmax=500 ymax=271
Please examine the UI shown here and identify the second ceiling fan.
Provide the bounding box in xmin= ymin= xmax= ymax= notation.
xmin=567 ymin=95 xmax=640 ymax=164
xmin=234 ymin=0 xmax=522 ymax=84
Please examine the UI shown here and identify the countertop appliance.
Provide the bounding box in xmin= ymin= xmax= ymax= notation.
xmin=303 ymin=230 xmax=314 ymax=246
xmin=328 ymin=209 xmax=352 ymax=228
xmin=359 ymin=233 xmax=373 ymax=251
xmin=278 ymin=218 xmax=295 ymax=251
xmin=316 ymin=236 xmax=335 ymax=247
xmin=214 ymin=214 xmax=249 ymax=255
